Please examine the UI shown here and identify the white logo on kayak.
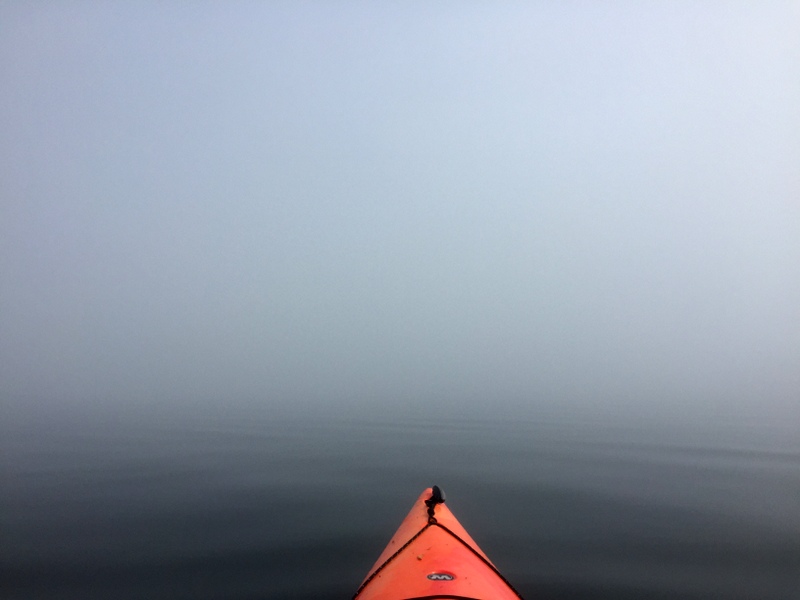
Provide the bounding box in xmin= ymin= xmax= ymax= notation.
xmin=427 ymin=572 xmax=455 ymax=580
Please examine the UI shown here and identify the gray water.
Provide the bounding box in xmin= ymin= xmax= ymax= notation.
xmin=3 ymin=401 xmax=799 ymax=599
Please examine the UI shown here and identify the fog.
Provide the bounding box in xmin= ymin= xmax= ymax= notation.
xmin=2 ymin=3 xmax=798 ymax=425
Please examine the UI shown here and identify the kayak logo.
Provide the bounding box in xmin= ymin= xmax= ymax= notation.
xmin=427 ymin=572 xmax=455 ymax=581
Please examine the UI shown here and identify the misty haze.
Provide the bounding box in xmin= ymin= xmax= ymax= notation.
xmin=2 ymin=3 xmax=798 ymax=599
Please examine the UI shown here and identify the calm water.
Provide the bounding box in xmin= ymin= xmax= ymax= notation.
xmin=3 ymin=402 xmax=799 ymax=599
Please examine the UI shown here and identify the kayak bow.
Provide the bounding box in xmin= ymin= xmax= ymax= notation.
xmin=353 ymin=486 xmax=523 ymax=600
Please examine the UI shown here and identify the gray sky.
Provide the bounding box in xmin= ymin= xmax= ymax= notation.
xmin=2 ymin=3 xmax=798 ymax=422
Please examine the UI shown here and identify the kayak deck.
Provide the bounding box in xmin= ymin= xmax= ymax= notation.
xmin=353 ymin=486 xmax=523 ymax=600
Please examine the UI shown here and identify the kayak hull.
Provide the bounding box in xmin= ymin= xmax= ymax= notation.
xmin=353 ymin=487 xmax=522 ymax=600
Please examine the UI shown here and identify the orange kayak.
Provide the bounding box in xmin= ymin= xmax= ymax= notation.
xmin=353 ymin=486 xmax=523 ymax=600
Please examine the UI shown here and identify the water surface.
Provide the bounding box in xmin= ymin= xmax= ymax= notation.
xmin=3 ymin=402 xmax=798 ymax=599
